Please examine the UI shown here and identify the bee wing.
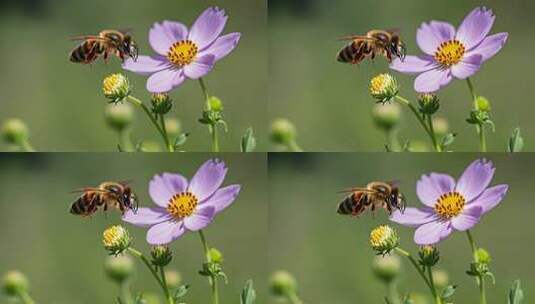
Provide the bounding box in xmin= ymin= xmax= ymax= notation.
xmin=337 ymin=35 xmax=376 ymax=42
xmin=118 ymin=28 xmax=134 ymax=34
xmin=69 ymin=187 xmax=108 ymax=194
xmin=386 ymin=27 xmax=402 ymax=34
xmin=388 ymin=180 xmax=401 ymax=187
xmin=337 ymin=187 xmax=377 ymax=194
xmin=68 ymin=35 xmax=106 ymax=41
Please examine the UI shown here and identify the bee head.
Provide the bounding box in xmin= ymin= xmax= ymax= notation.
xmin=123 ymin=36 xmax=139 ymax=61
xmin=389 ymin=190 xmax=406 ymax=213
xmin=390 ymin=36 xmax=406 ymax=62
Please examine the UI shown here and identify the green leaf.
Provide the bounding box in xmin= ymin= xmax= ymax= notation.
xmin=241 ymin=128 xmax=256 ymax=152
xmin=508 ymin=280 xmax=524 ymax=304
xmin=508 ymin=128 xmax=524 ymax=152
xmin=440 ymin=133 xmax=457 ymax=149
xmin=173 ymin=284 xmax=190 ymax=300
xmin=441 ymin=285 xmax=457 ymax=299
xmin=240 ymin=279 xmax=256 ymax=304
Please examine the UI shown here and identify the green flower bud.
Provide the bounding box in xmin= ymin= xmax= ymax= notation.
xmin=270 ymin=118 xmax=297 ymax=145
xmin=432 ymin=269 xmax=449 ymax=290
xmin=369 ymin=74 xmax=399 ymax=103
xmin=102 ymin=225 xmax=131 ymax=255
xmin=151 ymin=93 xmax=173 ymax=115
xmin=372 ymin=255 xmax=401 ymax=283
xmin=270 ymin=270 xmax=297 ymax=297
xmin=432 ymin=117 xmax=449 ymax=137
xmin=476 ymin=96 xmax=491 ymax=112
xmin=105 ymin=103 xmax=134 ymax=131
xmin=139 ymin=293 xmax=161 ymax=304
xmin=164 ymin=270 xmax=182 ymax=289
xmin=476 ymin=248 xmax=491 ymax=265
xmin=418 ymin=93 xmax=440 ymax=115
xmin=1 ymin=119 xmax=29 ymax=144
xmin=104 ymin=255 xmax=134 ymax=284
xmin=208 ymin=96 xmax=224 ymax=112
xmin=151 ymin=245 xmax=172 ymax=267
xmin=103 ymin=73 xmax=131 ymax=103
xmin=418 ymin=245 xmax=440 ymax=267
xmin=164 ymin=118 xmax=182 ymax=138
xmin=369 ymin=225 xmax=399 ymax=255
xmin=406 ymin=292 xmax=427 ymax=304
xmin=372 ymin=103 xmax=401 ymax=131
xmin=209 ymin=248 xmax=224 ymax=264
xmin=2 ymin=271 xmax=29 ymax=296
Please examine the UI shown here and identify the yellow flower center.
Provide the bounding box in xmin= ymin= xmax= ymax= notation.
xmin=102 ymin=226 xmax=127 ymax=247
xmin=103 ymin=74 xmax=126 ymax=95
xmin=434 ymin=40 xmax=465 ymax=67
xmin=434 ymin=192 xmax=466 ymax=219
xmin=370 ymin=225 xmax=392 ymax=248
xmin=167 ymin=192 xmax=198 ymax=219
xmin=370 ymin=74 xmax=393 ymax=95
xmin=167 ymin=40 xmax=198 ymax=66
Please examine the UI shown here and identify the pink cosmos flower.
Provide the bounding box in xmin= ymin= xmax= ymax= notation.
xmin=390 ymin=7 xmax=508 ymax=93
xmin=390 ymin=159 xmax=508 ymax=245
xmin=122 ymin=7 xmax=241 ymax=93
xmin=122 ymin=159 xmax=241 ymax=245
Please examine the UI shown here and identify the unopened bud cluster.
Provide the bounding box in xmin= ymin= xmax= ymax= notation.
xmin=102 ymin=225 xmax=131 ymax=255
xmin=369 ymin=225 xmax=399 ymax=255
xmin=369 ymin=74 xmax=399 ymax=103
xmin=103 ymin=73 xmax=131 ymax=103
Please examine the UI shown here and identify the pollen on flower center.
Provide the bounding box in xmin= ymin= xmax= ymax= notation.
xmin=167 ymin=192 xmax=198 ymax=219
xmin=434 ymin=40 xmax=466 ymax=67
xmin=434 ymin=191 xmax=466 ymax=219
xmin=167 ymin=40 xmax=198 ymax=66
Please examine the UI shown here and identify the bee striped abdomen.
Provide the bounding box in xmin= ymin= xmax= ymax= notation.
xmin=69 ymin=40 xmax=101 ymax=64
xmin=70 ymin=192 xmax=99 ymax=216
xmin=337 ymin=192 xmax=367 ymax=216
xmin=337 ymin=41 xmax=360 ymax=63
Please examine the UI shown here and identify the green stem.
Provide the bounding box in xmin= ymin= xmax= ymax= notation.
xmin=466 ymin=79 xmax=487 ymax=152
xmin=198 ymin=78 xmax=220 ymax=152
xmin=395 ymin=96 xmax=437 ymax=151
xmin=118 ymin=129 xmax=134 ymax=152
xmin=466 ymin=230 xmax=487 ymax=304
xmin=426 ymin=114 xmax=442 ymax=152
xmin=127 ymin=248 xmax=171 ymax=303
xmin=427 ymin=266 xmax=442 ymax=304
xmin=18 ymin=292 xmax=35 ymax=304
xmin=127 ymin=95 xmax=169 ymax=151
xmin=120 ymin=281 xmax=134 ymax=304
xmin=160 ymin=266 xmax=174 ymax=304
xmin=287 ymin=292 xmax=303 ymax=304
xmin=395 ymin=248 xmax=435 ymax=300
xmin=387 ymin=281 xmax=401 ymax=304
xmin=287 ymin=140 xmax=303 ymax=152
xmin=159 ymin=114 xmax=174 ymax=152
xmin=199 ymin=230 xmax=219 ymax=304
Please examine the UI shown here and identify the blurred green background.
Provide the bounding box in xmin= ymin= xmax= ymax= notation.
xmin=0 ymin=153 xmax=268 ymax=303
xmin=0 ymin=0 xmax=267 ymax=151
xmin=269 ymin=153 xmax=533 ymax=303
xmin=269 ymin=0 xmax=533 ymax=151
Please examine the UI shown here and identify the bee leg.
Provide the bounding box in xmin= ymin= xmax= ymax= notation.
xmin=103 ymin=51 xmax=109 ymax=64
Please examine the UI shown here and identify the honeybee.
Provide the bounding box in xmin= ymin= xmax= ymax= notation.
xmin=70 ymin=181 xmax=138 ymax=217
xmin=336 ymin=29 xmax=406 ymax=65
xmin=69 ymin=29 xmax=139 ymax=64
xmin=337 ymin=181 xmax=406 ymax=217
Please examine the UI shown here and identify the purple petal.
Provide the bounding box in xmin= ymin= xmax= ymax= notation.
xmin=183 ymin=55 xmax=215 ymax=79
xmin=389 ymin=207 xmax=437 ymax=227
xmin=146 ymin=68 xmax=185 ymax=93
xmin=146 ymin=221 xmax=186 ymax=245
xmin=189 ymin=7 xmax=228 ymax=50
xmin=470 ymin=184 xmax=508 ymax=213
xmin=416 ymin=173 xmax=456 ymax=207
xmin=183 ymin=206 xmax=216 ymax=231
xmin=122 ymin=207 xmax=171 ymax=227
xmin=390 ymin=55 xmax=436 ymax=74
xmin=149 ymin=173 xmax=188 ymax=207
xmin=416 ymin=21 xmax=456 ymax=55
xmin=414 ymin=220 xmax=453 ymax=245
xmin=451 ymin=54 xmax=482 ymax=79
xmin=467 ymin=32 xmax=508 ymax=62
xmin=451 ymin=205 xmax=483 ymax=231
xmin=456 ymin=159 xmax=495 ymax=202
xmin=456 ymin=7 xmax=496 ymax=50
xmin=414 ymin=68 xmax=453 ymax=93
xmin=201 ymin=32 xmax=241 ymax=61
xmin=122 ymin=55 xmax=170 ymax=76
xmin=149 ymin=21 xmax=188 ymax=55
xmin=202 ymin=184 xmax=241 ymax=213
xmin=188 ymin=159 xmax=228 ymax=201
